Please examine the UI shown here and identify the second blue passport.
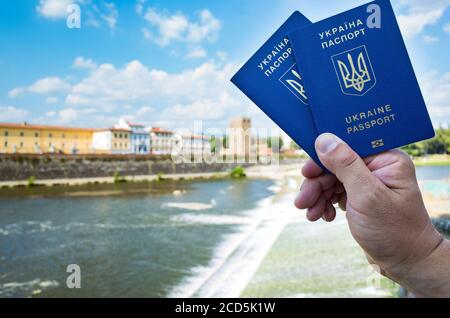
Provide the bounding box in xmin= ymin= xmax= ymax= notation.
xmin=231 ymin=11 xmax=321 ymax=166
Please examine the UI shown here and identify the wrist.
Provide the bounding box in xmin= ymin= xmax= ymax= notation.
xmin=394 ymin=226 xmax=450 ymax=297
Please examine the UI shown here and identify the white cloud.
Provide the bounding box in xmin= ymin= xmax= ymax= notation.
xmin=9 ymin=77 xmax=71 ymax=99
xmin=423 ymin=35 xmax=440 ymax=44
xmin=185 ymin=47 xmax=207 ymax=59
xmin=216 ymin=51 xmax=227 ymax=61
xmin=142 ymin=8 xmax=221 ymax=47
xmin=8 ymin=87 xmax=25 ymax=98
xmin=395 ymin=0 xmax=450 ymax=38
xmin=100 ymin=2 xmax=118 ymax=30
xmin=46 ymin=96 xmax=59 ymax=104
xmin=37 ymin=0 xmax=118 ymax=30
xmin=73 ymin=56 xmax=97 ymax=70
xmin=58 ymin=108 xmax=79 ymax=123
xmin=444 ymin=22 xmax=450 ymax=33
xmin=418 ymin=70 xmax=450 ymax=124
xmin=45 ymin=108 xmax=82 ymax=124
xmin=136 ymin=106 xmax=154 ymax=117
xmin=136 ymin=0 xmax=146 ymax=15
xmin=60 ymin=59 xmax=256 ymax=127
xmin=28 ymin=77 xmax=71 ymax=94
xmin=0 ymin=106 xmax=29 ymax=122
xmin=397 ymin=8 xmax=445 ymax=38
xmin=141 ymin=28 xmax=152 ymax=40
xmin=8 ymin=58 xmax=273 ymax=129
xmin=37 ymin=0 xmax=73 ymax=19
xmin=161 ymin=93 xmax=236 ymax=121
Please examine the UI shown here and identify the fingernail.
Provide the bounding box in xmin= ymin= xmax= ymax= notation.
xmin=316 ymin=133 xmax=339 ymax=155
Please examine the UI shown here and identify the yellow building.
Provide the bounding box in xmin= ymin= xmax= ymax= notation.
xmin=0 ymin=122 xmax=94 ymax=154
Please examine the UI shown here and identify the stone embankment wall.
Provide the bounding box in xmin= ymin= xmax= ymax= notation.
xmin=0 ymin=154 xmax=249 ymax=181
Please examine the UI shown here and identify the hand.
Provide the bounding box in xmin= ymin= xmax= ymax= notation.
xmin=295 ymin=133 xmax=450 ymax=297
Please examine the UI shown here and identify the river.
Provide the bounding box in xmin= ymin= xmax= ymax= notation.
xmin=0 ymin=165 xmax=449 ymax=298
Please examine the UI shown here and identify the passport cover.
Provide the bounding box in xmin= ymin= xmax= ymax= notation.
xmin=289 ymin=0 xmax=435 ymax=157
xmin=231 ymin=11 xmax=322 ymax=166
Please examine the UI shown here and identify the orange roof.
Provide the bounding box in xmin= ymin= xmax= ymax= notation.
xmin=151 ymin=127 xmax=173 ymax=134
xmin=0 ymin=122 xmax=95 ymax=132
xmin=96 ymin=128 xmax=131 ymax=132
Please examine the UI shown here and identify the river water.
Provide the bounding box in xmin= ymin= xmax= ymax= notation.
xmin=0 ymin=166 xmax=449 ymax=298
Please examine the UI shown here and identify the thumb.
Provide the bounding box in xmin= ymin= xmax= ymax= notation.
xmin=315 ymin=133 xmax=380 ymax=195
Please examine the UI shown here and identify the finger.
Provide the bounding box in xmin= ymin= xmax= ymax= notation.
xmin=315 ymin=133 xmax=385 ymax=197
xmin=322 ymin=201 xmax=337 ymax=222
xmin=338 ymin=193 xmax=347 ymax=211
xmin=324 ymin=186 xmax=335 ymax=201
xmin=302 ymin=160 xmax=325 ymax=179
xmin=295 ymin=174 xmax=337 ymax=209
xmin=306 ymin=196 xmax=327 ymax=222
xmin=334 ymin=182 xmax=345 ymax=194
xmin=330 ymin=193 xmax=340 ymax=204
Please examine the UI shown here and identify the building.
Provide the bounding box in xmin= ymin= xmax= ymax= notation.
xmin=228 ymin=117 xmax=252 ymax=158
xmin=0 ymin=122 xmax=93 ymax=154
xmin=115 ymin=119 xmax=150 ymax=154
xmin=92 ymin=128 xmax=131 ymax=154
xmin=150 ymin=128 xmax=177 ymax=155
xmin=176 ymin=134 xmax=211 ymax=156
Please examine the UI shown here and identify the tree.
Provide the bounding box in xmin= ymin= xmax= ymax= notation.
xmin=290 ymin=141 xmax=301 ymax=150
xmin=402 ymin=129 xmax=450 ymax=156
xmin=267 ymin=136 xmax=284 ymax=153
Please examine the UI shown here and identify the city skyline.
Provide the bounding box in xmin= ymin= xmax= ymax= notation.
xmin=0 ymin=0 xmax=449 ymax=131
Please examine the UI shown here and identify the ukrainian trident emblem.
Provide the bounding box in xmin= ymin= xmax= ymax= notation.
xmin=332 ymin=45 xmax=376 ymax=96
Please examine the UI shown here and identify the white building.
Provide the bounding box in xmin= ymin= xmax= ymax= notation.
xmin=92 ymin=128 xmax=131 ymax=154
xmin=150 ymin=128 xmax=177 ymax=155
xmin=115 ymin=119 xmax=150 ymax=154
xmin=176 ymin=134 xmax=211 ymax=156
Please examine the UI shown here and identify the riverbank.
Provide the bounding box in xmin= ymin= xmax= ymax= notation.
xmin=0 ymin=162 xmax=306 ymax=189
xmin=0 ymin=172 xmax=230 ymax=188
xmin=414 ymin=154 xmax=450 ymax=167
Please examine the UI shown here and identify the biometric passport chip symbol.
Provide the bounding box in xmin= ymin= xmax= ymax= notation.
xmin=332 ymin=45 xmax=376 ymax=96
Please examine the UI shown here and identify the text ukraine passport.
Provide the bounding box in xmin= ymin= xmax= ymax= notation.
xmin=231 ymin=11 xmax=321 ymax=165
xmin=289 ymin=0 xmax=435 ymax=157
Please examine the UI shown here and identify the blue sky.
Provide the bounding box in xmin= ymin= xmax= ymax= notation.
xmin=0 ymin=0 xmax=449 ymax=131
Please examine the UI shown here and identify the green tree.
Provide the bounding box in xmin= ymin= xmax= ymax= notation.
xmin=290 ymin=141 xmax=300 ymax=150
xmin=402 ymin=129 xmax=450 ymax=156
xmin=267 ymin=136 xmax=284 ymax=153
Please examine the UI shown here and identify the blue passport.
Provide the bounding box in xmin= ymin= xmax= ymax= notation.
xmin=231 ymin=11 xmax=321 ymax=165
xmin=289 ymin=0 xmax=435 ymax=157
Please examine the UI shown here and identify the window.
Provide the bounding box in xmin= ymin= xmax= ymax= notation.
xmin=114 ymin=143 xmax=117 ymax=148
xmin=49 ymin=133 xmax=53 ymax=138
xmin=20 ymin=132 xmax=24 ymax=137
xmin=119 ymin=134 xmax=122 ymax=139
xmin=4 ymin=131 xmax=8 ymax=137
xmin=35 ymin=132 xmax=39 ymax=138
xmin=114 ymin=133 xmax=118 ymax=138
xmin=20 ymin=142 xmax=23 ymax=148
xmin=4 ymin=141 xmax=8 ymax=148
xmin=62 ymin=134 xmax=66 ymax=139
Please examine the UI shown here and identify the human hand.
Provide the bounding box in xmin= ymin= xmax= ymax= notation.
xmin=295 ymin=133 xmax=450 ymax=297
